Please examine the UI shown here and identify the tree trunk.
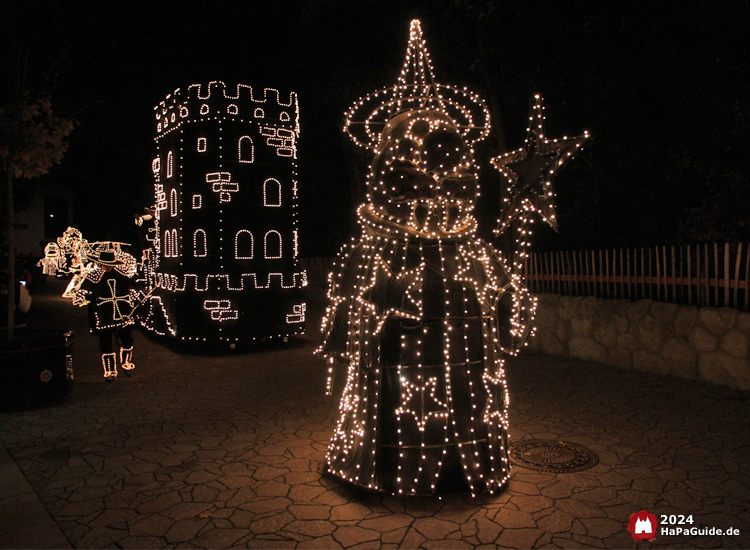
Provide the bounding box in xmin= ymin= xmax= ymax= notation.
xmin=6 ymin=168 xmax=15 ymax=339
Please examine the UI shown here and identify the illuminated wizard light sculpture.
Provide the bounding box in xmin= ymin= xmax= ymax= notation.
xmin=318 ymin=20 xmax=588 ymax=495
xmin=140 ymin=81 xmax=306 ymax=343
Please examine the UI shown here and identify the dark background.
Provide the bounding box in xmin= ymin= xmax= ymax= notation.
xmin=2 ymin=0 xmax=748 ymax=257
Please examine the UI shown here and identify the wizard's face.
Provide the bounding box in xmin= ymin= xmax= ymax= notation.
xmin=367 ymin=109 xmax=478 ymax=236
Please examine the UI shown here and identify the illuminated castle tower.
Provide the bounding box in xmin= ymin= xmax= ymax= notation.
xmin=141 ymin=81 xmax=306 ymax=343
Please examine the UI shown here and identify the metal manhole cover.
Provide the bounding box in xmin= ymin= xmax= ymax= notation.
xmin=510 ymin=439 xmax=599 ymax=473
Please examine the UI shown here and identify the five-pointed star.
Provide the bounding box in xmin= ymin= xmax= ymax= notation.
xmin=482 ymin=368 xmax=509 ymax=425
xmin=356 ymin=255 xmax=423 ymax=334
xmin=492 ymin=94 xmax=589 ymax=235
xmin=395 ymin=376 xmax=449 ymax=431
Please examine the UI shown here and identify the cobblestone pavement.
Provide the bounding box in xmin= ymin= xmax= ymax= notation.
xmin=1 ymin=279 xmax=749 ymax=549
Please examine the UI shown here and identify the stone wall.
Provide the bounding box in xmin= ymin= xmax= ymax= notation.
xmin=526 ymin=294 xmax=750 ymax=391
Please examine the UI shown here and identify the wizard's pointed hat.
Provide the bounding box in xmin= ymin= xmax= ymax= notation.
xmin=344 ymin=20 xmax=491 ymax=151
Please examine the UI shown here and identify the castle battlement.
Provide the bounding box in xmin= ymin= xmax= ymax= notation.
xmin=155 ymin=81 xmax=298 ymax=138
xmin=187 ymin=81 xmax=296 ymax=106
xmin=151 ymin=270 xmax=307 ymax=292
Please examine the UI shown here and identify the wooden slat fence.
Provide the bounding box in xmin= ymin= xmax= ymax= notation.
xmin=525 ymin=243 xmax=750 ymax=311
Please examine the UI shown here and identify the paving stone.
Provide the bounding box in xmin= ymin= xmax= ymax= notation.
xmin=491 ymin=508 xmax=536 ymax=529
xmin=330 ymin=503 xmax=372 ymax=522
xmin=164 ymin=518 xmax=210 ymax=544
xmin=74 ymin=526 xmax=125 ymax=548
xmin=474 ymin=515 xmax=503 ymax=544
xmin=250 ymin=511 xmax=295 ymax=534
xmin=240 ymin=496 xmax=292 ymax=514
xmin=284 ymin=458 xmax=312 ymax=472
xmin=495 ymin=528 xmax=542 ymax=548
xmin=359 ymin=513 xmax=413 ymax=532
xmin=254 ymin=465 xmax=289 ymax=480
xmin=190 ymin=484 xmax=221 ymax=503
xmin=67 ymin=485 xmax=115 ymax=502
xmin=412 ymin=517 xmax=459 ymax=539
xmin=248 ymin=539 xmax=298 ymax=549
xmin=129 ymin=513 xmax=175 ymax=537
xmin=661 ymin=488 xmax=703 ymax=511
xmin=284 ymin=471 xmax=320 ymax=484
xmin=398 ymin=527 xmax=427 ymax=549
xmin=284 ymin=519 xmax=337 ymax=537
xmin=507 ymin=479 xmax=542 ymax=495
xmin=537 ymin=509 xmax=575 ymax=533
xmin=118 ymin=535 xmax=167 ymax=549
xmin=88 ymin=508 xmax=138 ymax=528
xmin=570 ymin=533 xmax=608 ymax=548
xmin=288 ymin=504 xmax=331 ymax=520
xmin=63 ymin=523 xmax=90 ymax=544
xmin=184 ymin=470 xmax=218 ymax=485
xmin=381 ymin=526 xmax=409 ymax=544
xmin=422 ymin=540 xmax=473 ymax=549
xmin=137 ymin=492 xmax=183 ymax=514
xmin=579 ymin=517 xmax=623 ymax=539
xmin=296 ymin=535 xmax=344 ymax=549
xmin=554 ymin=497 xmax=605 ymax=519
xmin=403 ymin=498 xmax=444 ymax=517
xmin=161 ymin=502 xmax=213 ymax=521
xmin=191 ymin=527 xmax=246 ymax=549
xmin=313 ymin=488 xmax=354 ymax=506
xmin=380 ymin=496 xmax=405 ymax=513
xmin=540 ymin=481 xmax=575 ymax=499
xmin=254 ymin=480 xmax=291 ymax=496
xmin=57 ymin=497 xmax=105 ymax=517
xmin=432 ymin=504 xmax=475 ymax=523
xmin=333 ymin=525 xmax=381 ymax=547
xmin=512 ymin=495 xmax=554 ymax=513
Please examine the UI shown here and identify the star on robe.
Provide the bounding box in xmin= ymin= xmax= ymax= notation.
xmin=395 ymin=376 xmax=449 ymax=431
xmin=356 ymin=255 xmax=423 ymax=335
xmin=482 ymin=367 xmax=509 ymax=425
xmin=492 ymin=94 xmax=589 ymax=235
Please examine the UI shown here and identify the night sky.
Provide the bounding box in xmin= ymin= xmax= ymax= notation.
xmin=2 ymin=0 xmax=748 ymax=257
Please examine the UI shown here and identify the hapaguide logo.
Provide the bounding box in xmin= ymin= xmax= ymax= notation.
xmin=628 ymin=510 xmax=658 ymax=541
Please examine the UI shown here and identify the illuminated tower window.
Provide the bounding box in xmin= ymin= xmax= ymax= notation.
xmin=200 ymin=104 xmax=209 ymax=115
xmin=197 ymin=137 xmax=207 ymax=152
xmin=280 ymin=111 xmax=290 ymax=121
xmin=235 ymin=230 xmax=254 ymax=259
xmin=263 ymin=178 xmax=281 ymax=207
xmin=167 ymin=151 xmax=173 ymax=178
xmin=170 ymin=188 xmax=178 ymax=217
xmin=194 ymin=229 xmax=207 ymax=257
xmin=254 ymin=108 xmax=264 ymax=118
xmin=192 ymin=194 xmax=202 ymax=209
xmin=164 ymin=229 xmax=178 ymax=257
xmin=264 ymin=230 xmax=282 ymax=259
xmin=227 ymin=104 xmax=238 ymax=115
xmin=238 ymin=136 xmax=253 ymax=163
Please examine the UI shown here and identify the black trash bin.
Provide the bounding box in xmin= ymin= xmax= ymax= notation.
xmin=0 ymin=330 xmax=73 ymax=412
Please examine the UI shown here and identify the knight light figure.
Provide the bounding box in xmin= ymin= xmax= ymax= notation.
xmin=318 ymin=20 xmax=588 ymax=496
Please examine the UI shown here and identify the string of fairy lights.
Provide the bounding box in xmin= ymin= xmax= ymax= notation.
xmin=318 ymin=19 xmax=588 ymax=496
